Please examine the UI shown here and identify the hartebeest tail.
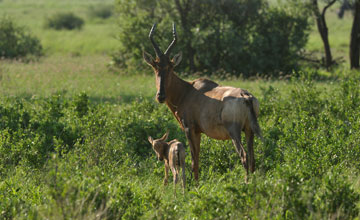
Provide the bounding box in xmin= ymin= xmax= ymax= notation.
xmin=246 ymin=98 xmax=263 ymax=140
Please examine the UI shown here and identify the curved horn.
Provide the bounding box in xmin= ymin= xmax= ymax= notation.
xmin=164 ymin=23 xmax=177 ymax=56
xmin=149 ymin=23 xmax=163 ymax=57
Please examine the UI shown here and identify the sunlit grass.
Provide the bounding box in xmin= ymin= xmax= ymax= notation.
xmin=0 ymin=0 xmax=117 ymax=56
xmin=0 ymin=55 xmax=154 ymax=103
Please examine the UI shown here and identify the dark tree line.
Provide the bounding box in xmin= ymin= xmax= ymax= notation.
xmin=113 ymin=0 xmax=360 ymax=75
xmin=114 ymin=0 xmax=310 ymax=77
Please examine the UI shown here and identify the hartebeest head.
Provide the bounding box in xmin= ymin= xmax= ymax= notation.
xmin=143 ymin=23 xmax=182 ymax=103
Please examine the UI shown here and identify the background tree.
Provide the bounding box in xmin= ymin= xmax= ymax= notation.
xmin=311 ymin=0 xmax=337 ymax=68
xmin=0 ymin=16 xmax=43 ymax=59
xmin=350 ymin=0 xmax=360 ymax=69
xmin=113 ymin=0 xmax=310 ymax=77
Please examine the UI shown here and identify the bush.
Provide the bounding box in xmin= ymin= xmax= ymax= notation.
xmin=0 ymin=16 xmax=42 ymax=59
xmin=113 ymin=0 xmax=311 ymax=77
xmin=88 ymin=4 xmax=113 ymax=19
xmin=1 ymin=74 xmax=360 ymax=219
xmin=44 ymin=12 xmax=84 ymax=30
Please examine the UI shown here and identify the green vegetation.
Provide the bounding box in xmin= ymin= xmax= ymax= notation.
xmin=0 ymin=0 xmax=360 ymax=219
xmin=114 ymin=0 xmax=310 ymax=76
xmin=44 ymin=12 xmax=84 ymax=30
xmin=0 ymin=0 xmax=118 ymax=55
xmin=1 ymin=71 xmax=360 ymax=219
xmin=87 ymin=4 xmax=113 ymax=20
xmin=0 ymin=16 xmax=42 ymax=59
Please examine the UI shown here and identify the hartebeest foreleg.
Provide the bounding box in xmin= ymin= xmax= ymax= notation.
xmin=187 ymin=132 xmax=201 ymax=181
xmin=183 ymin=119 xmax=201 ymax=181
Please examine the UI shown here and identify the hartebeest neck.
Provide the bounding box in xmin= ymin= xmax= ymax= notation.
xmin=165 ymin=73 xmax=192 ymax=113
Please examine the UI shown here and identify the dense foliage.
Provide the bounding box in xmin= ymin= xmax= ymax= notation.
xmin=0 ymin=16 xmax=43 ymax=59
xmin=113 ymin=0 xmax=311 ymax=76
xmin=1 ymin=73 xmax=360 ymax=219
xmin=44 ymin=12 xmax=84 ymax=30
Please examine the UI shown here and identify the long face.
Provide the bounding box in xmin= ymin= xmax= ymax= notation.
xmin=144 ymin=53 xmax=182 ymax=103
xmin=143 ymin=23 xmax=182 ymax=104
xmin=153 ymin=57 xmax=173 ymax=103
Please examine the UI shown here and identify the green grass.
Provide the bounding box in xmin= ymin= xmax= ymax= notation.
xmin=0 ymin=55 xmax=154 ymax=102
xmin=0 ymin=0 xmax=118 ymax=56
xmin=1 ymin=0 xmax=360 ymax=219
xmin=0 ymin=55 xmax=297 ymax=101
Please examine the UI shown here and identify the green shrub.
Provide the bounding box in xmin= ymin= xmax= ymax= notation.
xmin=88 ymin=4 xmax=113 ymax=19
xmin=1 ymin=74 xmax=360 ymax=219
xmin=44 ymin=12 xmax=84 ymax=30
xmin=113 ymin=0 xmax=310 ymax=77
xmin=0 ymin=16 xmax=42 ymax=59
xmin=0 ymin=95 xmax=84 ymax=170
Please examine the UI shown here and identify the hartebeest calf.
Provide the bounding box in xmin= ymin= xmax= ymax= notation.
xmin=143 ymin=23 xmax=262 ymax=181
xmin=148 ymin=132 xmax=186 ymax=195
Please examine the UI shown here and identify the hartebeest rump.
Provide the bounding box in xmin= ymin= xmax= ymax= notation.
xmin=143 ymin=23 xmax=262 ymax=181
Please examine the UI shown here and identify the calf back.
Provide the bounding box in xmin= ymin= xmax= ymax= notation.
xmin=168 ymin=140 xmax=186 ymax=169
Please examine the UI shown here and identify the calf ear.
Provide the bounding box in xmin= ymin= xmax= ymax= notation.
xmin=143 ymin=51 xmax=155 ymax=67
xmin=171 ymin=52 xmax=182 ymax=67
xmin=161 ymin=131 xmax=169 ymax=141
xmin=148 ymin=136 xmax=154 ymax=144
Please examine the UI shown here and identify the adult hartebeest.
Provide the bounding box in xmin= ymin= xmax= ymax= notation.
xmin=143 ymin=23 xmax=262 ymax=181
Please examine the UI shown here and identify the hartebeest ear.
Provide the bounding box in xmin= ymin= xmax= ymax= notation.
xmin=171 ymin=52 xmax=182 ymax=67
xmin=148 ymin=136 xmax=154 ymax=145
xmin=143 ymin=51 xmax=155 ymax=67
xmin=160 ymin=131 xmax=169 ymax=141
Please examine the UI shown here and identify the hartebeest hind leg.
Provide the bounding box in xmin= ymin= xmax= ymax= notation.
xmin=227 ymin=125 xmax=249 ymax=177
xmin=245 ymin=127 xmax=255 ymax=173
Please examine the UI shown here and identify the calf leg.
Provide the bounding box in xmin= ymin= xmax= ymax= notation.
xmin=164 ymin=164 xmax=169 ymax=185
xmin=181 ymin=161 xmax=186 ymax=194
xmin=171 ymin=167 xmax=178 ymax=197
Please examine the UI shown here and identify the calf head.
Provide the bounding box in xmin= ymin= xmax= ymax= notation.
xmin=148 ymin=132 xmax=169 ymax=161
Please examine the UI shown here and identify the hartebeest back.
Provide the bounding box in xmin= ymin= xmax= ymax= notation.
xmin=143 ymin=23 xmax=262 ymax=181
